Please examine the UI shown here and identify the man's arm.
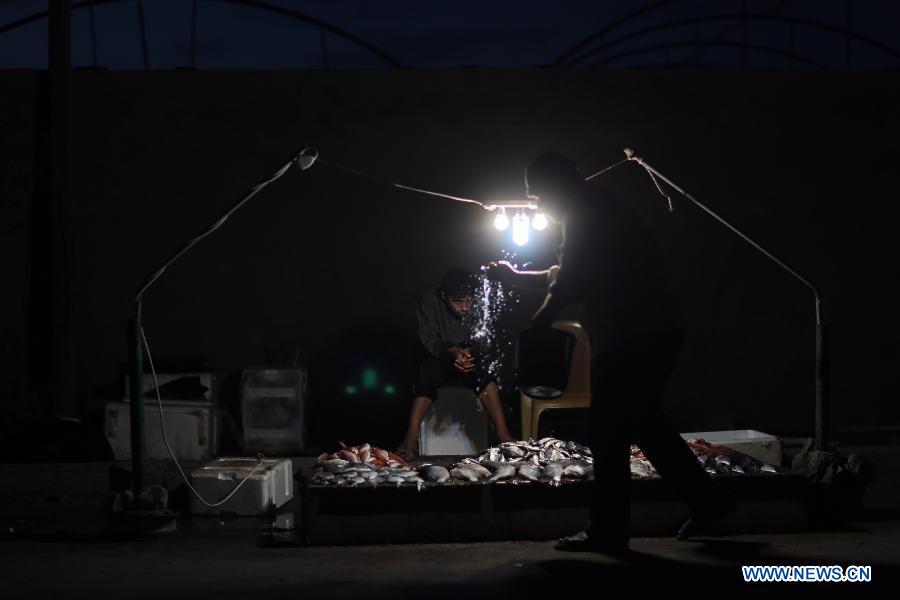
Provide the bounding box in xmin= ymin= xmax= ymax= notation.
xmin=531 ymin=291 xmax=568 ymax=329
xmin=417 ymin=293 xmax=468 ymax=366
xmin=417 ymin=294 xmax=451 ymax=358
xmin=532 ymin=212 xmax=595 ymax=327
xmin=488 ymin=261 xmax=559 ymax=292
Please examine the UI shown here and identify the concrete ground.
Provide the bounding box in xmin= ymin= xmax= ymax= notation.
xmin=2 ymin=440 xmax=898 ymax=598
xmin=1 ymin=521 xmax=898 ymax=598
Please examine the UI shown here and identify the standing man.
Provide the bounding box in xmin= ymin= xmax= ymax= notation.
xmin=494 ymin=153 xmax=733 ymax=553
xmin=396 ymin=268 xmax=515 ymax=461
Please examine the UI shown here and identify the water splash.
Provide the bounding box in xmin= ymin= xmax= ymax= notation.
xmin=469 ymin=264 xmax=519 ymax=390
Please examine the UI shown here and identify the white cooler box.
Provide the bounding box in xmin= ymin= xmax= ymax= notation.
xmin=105 ymin=399 xmax=217 ymax=461
xmin=189 ymin=457 xmax=294 ymax=515
xmin=680 ymin=429 xmax=782 ymax=465
xmin=418 ymin=386 xmax=488 ymax=456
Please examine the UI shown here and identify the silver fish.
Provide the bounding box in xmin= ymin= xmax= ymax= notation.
xmin=472 ymin=463 xmax=493 ymax=477
xmin=502 ymin=449 xmax=526 ymax=460
xmin=563 ymin=464 xmax=588 ymax=478
xmin=458 ymin=462 xmax=491 ymax=478
xmin=544 ymin=463 xmax=564 ymax=484
xmin=349 ymin=477 xmax=366 ymax=486
xmin=450 ymin=467 xmax=480 ymax=482
xmin=488 ymin=464 xmax=517 ymax=483
xmin=631 ymin=458 xmax=656 ymax=478
xmin=418 ymin=465 xmax=450 ymax=483
xmin=386 ymin=475 xmax=406 ymax=485
xmin=518 ymin=464 xmax=542 ymax=481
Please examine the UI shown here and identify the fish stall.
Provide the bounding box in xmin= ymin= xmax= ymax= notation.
xmin=300 ymin=437 xmax=810 ymax=546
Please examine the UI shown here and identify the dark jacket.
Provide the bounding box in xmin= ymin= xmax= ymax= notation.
xmin=550 ymin=185 xmax=683 ymax=352
xmin=417 ymin=288 xmax=475 ymax=359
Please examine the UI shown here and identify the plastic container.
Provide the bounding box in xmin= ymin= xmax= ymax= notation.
xmin=105 ymin=399 xmax=216 ymax=461
xmin=680 ymin=430 xmax=782 ymax=465
xmin=189 ymin=457 xmax=293 ymax=515
xmin=241 ymin=369 xmax=307 ymax=454
xmin=418 ymin=387 xmax=487 ymax=456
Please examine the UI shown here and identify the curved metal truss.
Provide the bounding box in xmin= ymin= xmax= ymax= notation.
xmin=553 ymin=0 xmax=900 ymax=70
xmin=0 ymin=0 xmax=403 ymax=69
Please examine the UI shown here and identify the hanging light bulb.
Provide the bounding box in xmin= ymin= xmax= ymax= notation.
xmin=512 ymin=211 xmax=530 ymax=246
xmin=494 ymin=208 xmax=510 ymax=231
xmin=532 ymin=212 xmax=548 ymax=231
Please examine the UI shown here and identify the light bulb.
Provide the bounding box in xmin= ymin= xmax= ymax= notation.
xmin=494 ymin=210 xmax=510 ymax=231
xmin=532 ymin=213 xmax=548 ymax=231
xmin=512 ymin=212 xmax=529 ymax=246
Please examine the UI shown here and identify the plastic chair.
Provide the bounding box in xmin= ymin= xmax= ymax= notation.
xmin=519 ymin=320 xmax=592 ymax=440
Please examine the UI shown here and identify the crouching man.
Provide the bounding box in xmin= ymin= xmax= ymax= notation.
xmin=396 ymin=268 xmax=515 ymax=460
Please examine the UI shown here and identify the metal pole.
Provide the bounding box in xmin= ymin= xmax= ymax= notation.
xmin=624 ymin=148 xmax=827 ymax=450
xmin=128 ymin=301 xmax=145 ymax=495
xmin=126 ymin=149 xmax=313 ymax=492
xmin=48 ymin=0 xmax=72 ymax=416
xmin=136 ymin=0 xmax=150 ymax=69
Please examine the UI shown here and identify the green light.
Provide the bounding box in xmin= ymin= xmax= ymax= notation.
xmin=344 ymin=385 xmax=358 ymax=395
xmin=362 ymin=368 xmax=378 ymax=390
xmin=384 ymin=385 xmax=396 ymax=395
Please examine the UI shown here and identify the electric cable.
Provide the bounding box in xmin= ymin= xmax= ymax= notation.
xmin=317 ymin=158 xmax=489 ymax=208
xmin=131 ymin=150 xmax=313 ymax=506
xmin=141 ymin=325 xmax=267 ymax=507
xmin=131 ymin=147 xmax=626 ymax=507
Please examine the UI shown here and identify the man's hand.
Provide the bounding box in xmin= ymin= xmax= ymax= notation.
xmin=485 ymin=260 xmax=516 ymax=284
xmin=449 ymin=347 xmax=475 ymax=374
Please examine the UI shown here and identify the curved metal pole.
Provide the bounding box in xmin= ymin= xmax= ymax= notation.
xmin=128 ymin=148 xmax=316 ymax=493
xmin=206 ymin=0 xmax=403 ymax=68
xmin=588 ymin=40 xmax=830 ymax=71
xmin=135 ymin=148 xmax=315 ymax=302
xmin=623 ymin=148 xmax=826 ymax=450
xmin=553 ymin=0 xmax=678 ymax=65
xmin=136 ymin=0 xmax=150 ymax=69
xmin=564 ymin=13 xmax=900 ymax=68
xmin=0 ymin=0 xmax=403 ymax=68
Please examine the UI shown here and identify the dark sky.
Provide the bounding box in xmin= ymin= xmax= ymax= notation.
xmin=1 ymin=0 xmax=899 ymax=70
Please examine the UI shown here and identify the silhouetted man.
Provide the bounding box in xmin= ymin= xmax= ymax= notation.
xmin=497 ymin=153 xmax=733 ymax=553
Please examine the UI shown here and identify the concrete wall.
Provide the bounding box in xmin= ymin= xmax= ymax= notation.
xmin=2 ymin=68 xmax=898 ymax=445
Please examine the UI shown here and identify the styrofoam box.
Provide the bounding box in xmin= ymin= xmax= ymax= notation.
xmin=418 ymin=386 xmax=487 ymax=456
xmin=105 ymin=399 xmax=216 ymax=461
xmin=189 ymin=457 xmax=293 ymax=515
xmin=680 ymin=429 xmax=782 ymax=465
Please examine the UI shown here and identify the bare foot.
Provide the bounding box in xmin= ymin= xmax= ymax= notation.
xmin=395 ymin=445 xmax=418 ymax=462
